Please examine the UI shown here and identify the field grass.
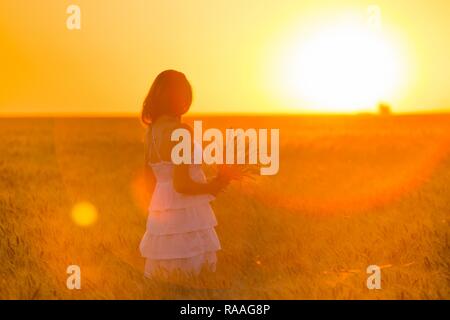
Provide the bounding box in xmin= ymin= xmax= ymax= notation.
xmin=0 ymin=115 xmax=449 ymax=299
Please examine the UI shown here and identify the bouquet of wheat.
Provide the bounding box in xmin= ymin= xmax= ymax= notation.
xmin=216 ymin=129 xmax=261 ymax=185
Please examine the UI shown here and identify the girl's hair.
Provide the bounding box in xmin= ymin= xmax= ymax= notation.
xmin=141 ymin=70 xmax=192 ymax=125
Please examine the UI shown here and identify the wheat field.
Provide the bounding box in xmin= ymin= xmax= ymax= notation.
xmin=0 ymin=115 xmax=449 ymax=299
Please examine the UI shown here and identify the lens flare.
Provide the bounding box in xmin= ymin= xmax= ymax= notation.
xmin=71 ymin=201 xmax=98 ymax=227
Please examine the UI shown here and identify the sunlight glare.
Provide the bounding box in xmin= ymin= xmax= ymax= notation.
xmin=275 ymin=21 xmax=405 ymax=112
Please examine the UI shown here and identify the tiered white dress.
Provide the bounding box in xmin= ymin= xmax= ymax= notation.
xmin=139 ymin=132 xmax=221 ymax=277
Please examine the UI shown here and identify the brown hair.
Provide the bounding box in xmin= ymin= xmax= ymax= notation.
xmin=141 ymin=70 xmax=192 ymax=125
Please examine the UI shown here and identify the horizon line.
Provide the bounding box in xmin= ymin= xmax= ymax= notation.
xmin=1 ymin=110 xmax=450 ymax=118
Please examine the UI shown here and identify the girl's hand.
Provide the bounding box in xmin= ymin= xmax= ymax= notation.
xmin=209 ymin=175 xmax=230 ymax=196
xmin=217 ymin=164 xmax=256 ymax=182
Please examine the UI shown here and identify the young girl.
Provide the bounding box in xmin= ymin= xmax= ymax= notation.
xmin=139 ymin=70 xmax=235 ymax=277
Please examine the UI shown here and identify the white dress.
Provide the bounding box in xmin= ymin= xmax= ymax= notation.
xmin=139 ymin=129 xmax=221 ymax=277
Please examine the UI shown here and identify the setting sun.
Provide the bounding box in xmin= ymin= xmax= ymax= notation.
xmin=274 ymin=20 xmax=406 ymax=113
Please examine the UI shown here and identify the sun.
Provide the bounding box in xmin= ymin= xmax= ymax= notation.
xmin=274 ymin=21 xmax=404 ymax=113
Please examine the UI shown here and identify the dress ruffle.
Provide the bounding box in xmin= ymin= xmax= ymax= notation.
xmin=140 ymin=157 xmax=220 ymax=277
xmin=146 ymin=203 xmax=217 ymax=235
xmin=149 ymin=182 xmax=215 ymax=211
xmin=140 ymin=228 xmax=221 ymax=260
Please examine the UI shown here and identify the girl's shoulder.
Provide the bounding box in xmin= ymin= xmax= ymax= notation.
xmin=149 ymin=117 xmax=193 ymax=162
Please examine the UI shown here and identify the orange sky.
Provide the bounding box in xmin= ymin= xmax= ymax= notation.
xmin=0 ymin=0 xmax=449 ymax=115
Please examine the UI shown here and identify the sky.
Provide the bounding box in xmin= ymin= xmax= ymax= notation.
xmin=0 ymin=0 xmax=449 ymax=115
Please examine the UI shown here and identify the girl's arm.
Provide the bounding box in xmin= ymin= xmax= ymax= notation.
xmin=173 ymin=164 xmax=228 ymax=196
xmin=161 ymin=121 xmax=229 ymax=196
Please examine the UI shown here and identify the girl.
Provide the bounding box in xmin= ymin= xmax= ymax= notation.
xmin=139 ymin=70 xmax=239 ymax=277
